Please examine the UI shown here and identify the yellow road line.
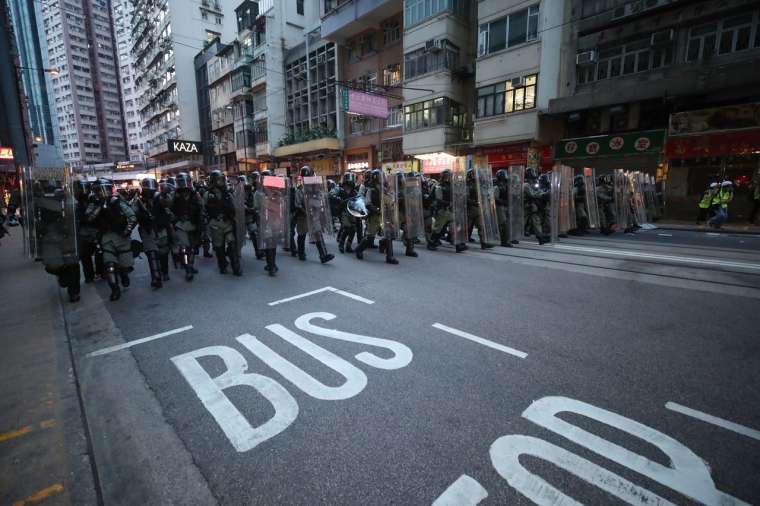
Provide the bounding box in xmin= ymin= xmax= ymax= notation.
xmin=0 ymin=425 xmax=32 ymax=443
xmin=11 ymin=483 xmax=64 ymax=506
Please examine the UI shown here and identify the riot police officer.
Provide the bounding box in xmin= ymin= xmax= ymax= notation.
xmin=135 ymin=178 xmax=172 ymax=288
xmin=241 ymin=173 xmax=264 ymax=261
xmin=74 ymin=179 xmax=104 ymax=280
xmin=524 ymin=168 xmax=550 ymax=244
xmin=204 ymin=170 xmax=241 ymax=275
xmin=355 ymin=169 xmax=397 ymax=264
xmin=422 ymin=173 xmax=436 ymax=247
xmin=86 ymin=178 xmax=137 ymax=301
xmin=293 ymin=165 xmax=334 ymax=263
xmin=334 ymin=172 xmax=358 ymax=253
xmin=571 ymin=175 xmax=590 ymax=235
xmin=430 ymin=169 xmax=467 ymax=253
xmin=493 ymin=170 xmax=513 ymax=247
xmin=194 ymin=178 xmax=213 ymax=258
xmin=596 ymin=174 xmax=616 ymax=235
xmin=397 ymin=172 xmax=418 ymax=257
xmin=171 ymin=173 xmax=203 ymax=281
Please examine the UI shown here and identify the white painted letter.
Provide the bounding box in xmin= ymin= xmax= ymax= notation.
xmin=171 ymin=345 xmax=298 ymax=453
xmin=432 ymin=475 xmax=488 ymax=506
xmin=237 ymin=327 xmax=367 ymax=401
xmin=522 ymin=396 xmax=749 ymax=506
xmin=490 ymin=435 xmax=674 ymax=506
xmin=294 ymin=312 xmax=413 ymax=370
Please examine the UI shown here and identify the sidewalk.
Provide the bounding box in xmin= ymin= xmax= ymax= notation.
xmin=655 ymin=220 xmax=760 ymax=235
xmin=0 ymin=232 xmax=97 ymax=505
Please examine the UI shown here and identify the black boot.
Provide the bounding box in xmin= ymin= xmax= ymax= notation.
xmin=385 ymin=240 xmax=398 ymax=264
xmin=355 ymin=236 xmax=370 ymax=260
xmin=203 ymin=238 xmax=213 ymax=258
xmin=499 ymin=225 xmax=512 ymax=247
xmin=289 ymin=231 xmax=297 ymax=257
xmin=106 ymin=263 xmax=121 ymax=301
xmin=265 ymin=249 xmax=278 ymax=276
xmin=297 ymin=234 xmax=306 ymax=261
xmin=316 ymin=241 xmax=334 ymax=264
xmin=120 ymin=269 xmax=130 ymax=287
xmin=65 ymin=265 xmax=81 ymax=303
xmin=147 ymin=251 xmax=163 ymax=289
xmin=427 ymin=232 xmax=440 ymax=250
xmin=185 ymin=251 xmax=195 ymax=281
xmin=337 ymin=229 xmax=345 ymax=253
xmin=368 ymin=237 xmax=377 ymax=249
xmin=455 ymin=243 xmax=468 ymax=253
xmin=172 ymin=252 xmax=180 ymax=269
xmin=405 ymin=239 xmax=418 ymax=257
xmin=344 ymin=230 xmax=355 ymax=253
xmin=228 ymin=245 xmax=242 ymax=276
xmin=480 ymin=238 xmax=494 ymax=250
xmin=215 ymin=247 xmax=228 ymax=274
xmin=160 ymin=253 xmax=170 ymax=281
xmin=379 ymin=238 xmax=387 ymax=254
xmin=252 ymin=232 xmax=264 ymax=260
xmin=81 ymin=252 xmax=95 ymax=283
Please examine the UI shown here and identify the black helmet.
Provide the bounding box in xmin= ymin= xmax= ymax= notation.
xmin=250 ymin=171 xmax=261 ymax=186
xmin=209 ymin=170 xmax=226 ymax=188
xmin=496 ymin=169 xmax=508 ymax=182
xmin=440 ymin=169 xmax=452 ymax=184
xmin=141 ymin=178 xmax=158 ymax=192
xmin=574 ymin=174 xmax=585 ymax=187
xmin=362 ymin=169 xmax=372 ymax=182
xmin=93 ymin=178 xmax=113 ymax=199
xmin=342 ymin=172 xmax=356 ymax=187
xmin=260 ymin=169 xmax=272 ymax=177
xmin=237 ymin=174 xmax=249 ymax=185
xmin=300 ymin=165 xmax=314 ymax=178
xmin=165 ymin=176 xmax=177 ymax=187
xmin=176 ymin=173 xmax=193 ymax=190
xmin=466 ymin=168 xmax=475 ymax=181
xmin=370 ymin=168 xmax=382 ymax=185
xmin=73 ymin=179 xmax=89 ymax=199
xmin=525 ymin=168 xmax=539 ymax=181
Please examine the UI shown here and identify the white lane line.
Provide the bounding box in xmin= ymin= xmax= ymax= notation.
xmin=268 ymin=286 xmax=374 ymax=306
xmin=268 ymin=287 xmax=333 ymax=306
xmin=551 ymin=244 xmax=760 ymax=270
xmin=665 ymin=402 xmax=760 ymax=442
xmin=657 ymin=233 xmax=673 ymax=237
xmin=432 ymin=323 xmax=527 ymax=359
xmin=87 ymin=325 xmax=194 ymax=357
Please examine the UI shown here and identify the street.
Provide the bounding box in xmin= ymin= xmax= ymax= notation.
xmin=57 ymin=229 xmax=760 ymax=505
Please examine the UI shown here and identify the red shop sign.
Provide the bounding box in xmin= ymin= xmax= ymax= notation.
xmin=665 ymin=129 xmax=760 ymax=158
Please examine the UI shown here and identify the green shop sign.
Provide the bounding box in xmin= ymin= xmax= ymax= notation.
xmin=555 ymin=130 xmax=665 ymax=159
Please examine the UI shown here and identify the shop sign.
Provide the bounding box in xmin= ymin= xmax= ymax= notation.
xmin=303 ymin=158 xmax=337 ymax=175
xmin=340 ymin=88 xmax=389 ymax=119
xmin=665 ymin=128 xmax=760 ymax=158
xmin=382 ymin=161 xmax=415 ymax=173
xmin=0 ymin=147 xmax=14 ymax=160
xmin=669 ymin=102 xmax=760 ymax=136
xmin=167 ymin=139 xmax=202 ymax=154
xmin=555 ymin=130 xmax=665 ymax=159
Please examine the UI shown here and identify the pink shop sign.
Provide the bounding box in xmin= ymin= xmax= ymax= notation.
xmin=348 ymin=90 xmax=389 ymax=119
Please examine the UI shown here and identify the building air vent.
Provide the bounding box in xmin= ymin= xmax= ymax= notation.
xmin=576 ymin=50 xmax=597 ymax=65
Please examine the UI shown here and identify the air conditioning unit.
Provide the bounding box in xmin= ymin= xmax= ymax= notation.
xmin=576 ymin=50 xmax=597 ymax=65
xmin=650 ymin=29 xmax=674 ymax=45
xmin=510 ymin=76 xmax=525 ymax=87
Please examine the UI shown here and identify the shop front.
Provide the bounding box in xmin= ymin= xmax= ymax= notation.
xmin=554 ymin=130 xmax=665 ymax=175
xmin=475 ymin=142 xmax=553 ymax=174
xmin=344 ymin=149 xmax=372 ymax=174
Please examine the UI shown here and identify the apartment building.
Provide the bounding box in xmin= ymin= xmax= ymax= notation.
xmin=41 ymin=0 xmax=128 ymax=167
xmin=549 ymin=0 xmax=760 ymax=219
xmin=131 ymin=0 xmax=239 ymax=171
xmin=112 ymin=0 xmax=143 ymax=161
xmin=473 ymin=0 xmax=566 ymax=173
xmin=321 ymin=0 xmax=405 ymax=172
xmin=195 ymin=38 xmax=226 ymax=171
xmin=400 ymin=0 xmax=475 ymax=165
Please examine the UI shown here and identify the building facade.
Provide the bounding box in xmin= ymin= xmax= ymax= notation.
xmin=40 ymin=0 xmax=128 ymax=167
xmin=549 ymin=0 xmax=760 ymax=220
xmin=195 ymin=38 xmax=226 ymax=171
xmin=131 ymin=0 xmax=239 ymax=172
xmin=112 ymin=0 xmax=143 ymax=161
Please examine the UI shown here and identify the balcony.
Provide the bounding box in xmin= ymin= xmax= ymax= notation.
xmin=321 ymin=0 xmax=402 ymax=43
xmin=215 ymin=140 xmax=235 ymax=155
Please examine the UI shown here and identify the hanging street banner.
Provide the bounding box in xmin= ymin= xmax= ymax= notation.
xmin=340 ymin=87 xmax=389 ymax=119
xmin=555 ymin=130 xmax=665 ymax=159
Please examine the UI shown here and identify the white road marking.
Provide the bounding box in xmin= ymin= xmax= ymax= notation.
xmin=432 ymin=323 xmax=527 ymax=359
xmin=665 ymin=402 xmax=760 ymax=442
xmin=87 ymin=325 xmax=194 ymax=357
xmin=551 ymin=244 xmax=760 ymax=270
xmin=432 ymin=475 xmax=488 ymax=506
xmin=267 ymin=286 xmax=374 ymax=306
xmin=657 ymin=233 xmax=673 ymax=237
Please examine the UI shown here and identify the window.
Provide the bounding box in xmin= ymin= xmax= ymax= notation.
xmin=386 ymin=106 xmax=402 ymax=127
xmin=383 ymin=19 xmax=400 ymax=46
xmin=404 ymin=40 xmax=459 ymax=80
xmin=476 ymin=74 xmax=537 ymax=118
xmin=478 ymin=5 xmax=539 ymax=56
xmin=686 ymin=22 xmax=717 ymax=61
xmin=686 ymin=11 xmax=759 ymax=61
xmin=578 ymin=36 xmax=673 ymax=84
xmin=297 ymin=0 xmax=304 ymax=15
xmin=719 ymin=13 xmax=753 ymax=53
xmin=403 ymin=97 xmax=464 ymax=131
xmin=404 ymin=0 xmax=468 ymax=28
xmin=383 ymin=63 xmax=401 ymax=86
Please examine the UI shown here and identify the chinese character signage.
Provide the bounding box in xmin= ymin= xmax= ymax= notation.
xmin=669 ymin=103 xmax=760 ymax=136
xmin=555 ymin=130 xmax=665 ymax=159
xmin=340 ymin=88 xmax=389 ymax=119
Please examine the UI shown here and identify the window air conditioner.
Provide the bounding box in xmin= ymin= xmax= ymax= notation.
xmin=510 ymin=76 xmax=524 ymax=87
xmin=576 ymin=50 xmax=597 ymax=65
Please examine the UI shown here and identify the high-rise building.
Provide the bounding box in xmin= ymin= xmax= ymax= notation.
xmin=195 ymin=37 xmax=227 ymax=171
xmin=131 ymin=0 xmax=239 ymax=171
xmin=1 ymin=0 xmax=31 ymax=167
xmin=112 ymin=0 xmax=143 ymax=162
xmin=40 ymin=0 xmax=128 ymax=167
xmin=6 ymin=0 xmax=58 ymax=148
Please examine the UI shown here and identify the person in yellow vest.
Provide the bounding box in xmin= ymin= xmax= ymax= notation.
xmin=708 ymin=180 xmax=733 ymax=229
xmin=696 ymin=182 xmax=718 ymax=225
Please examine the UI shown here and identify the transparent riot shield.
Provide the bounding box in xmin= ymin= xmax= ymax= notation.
xmin=508 ymin=166 xmax=525 ymax=242
xmin=402 ymin=173 xmax=425 ymax=241
xmin=303 ymin=175 xmax=334 ymax=237
xmin=614 ymin=169 xmax=632 ymax=231
xmin=30 ymin=166 xmax=78 ymax=269
xmin=559 ymin=165 xmax=573 ymax=233
xmin=583 ymin=168 xmax=600 ymax=229
xmin=473 ymin=163 xmax=500 ymax=246
xmin=20 ymin=165 xmax=37 ymax=258
xmin=549 ymin=167 xmax=561 ymax=243
xmin=451 ymin=158 xmax=468 ymax=245
xmin=630 ymin=172 xmax=647 ymax=226
xmin=257 ymin=176 xmax=290 ymax=250
xmin=233 ymin=179 xmax=246 ymax=252
xmin=381 ymin=171 xmax=400 ymax=240
xmin=565 ymin=166 xmax=577 ymax=231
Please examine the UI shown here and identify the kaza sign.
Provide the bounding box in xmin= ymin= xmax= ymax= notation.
xmin=167 ymin=139 xmax=202 ymax=154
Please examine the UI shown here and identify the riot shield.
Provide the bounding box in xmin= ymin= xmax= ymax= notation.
xmin=508 ymin=166 xmax=524 ymax=242
xmin=257 ymin=176 xmax=290 ymax=250
xmin=402 ymin=174 xmax=425 ymax=241
xmin=549 ymin=167 xmax=561 ymax=243
xmin=560 ymin=165 xmax=574 ymax=233
xmin=233 ymin=179 xmax=246 ymax=252
xmin=303 ymin=175 xmax=334 ymax=237
xmin=614 ymin=169 xmax=632 ymax=231
xmin=630 ymin=172 xmax=647 ymax=226
xmin=381 ymin=171 xmax=400 ymax=240
xmin=451 ymin=157 xmax=468 ymax=245
xmin=565 ymin=166 xmax=577 ymax=231
xmin=30 ymin=166 xmax=78 ymax=269
xmin=473 ymin=161 xmax=500 ymax=246
xmin=583 ymin=168 xmax=600 ymax=229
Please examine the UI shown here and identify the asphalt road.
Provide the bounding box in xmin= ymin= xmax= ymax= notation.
xmin=64 ymin=229 xmax=760 ymax=505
